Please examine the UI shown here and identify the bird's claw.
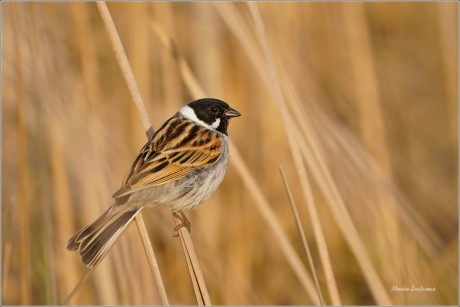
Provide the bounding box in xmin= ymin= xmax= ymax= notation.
xmin=173 ymin=211 xmax=191 ymax=236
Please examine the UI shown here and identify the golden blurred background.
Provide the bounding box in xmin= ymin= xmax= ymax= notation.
xmin=2 ymin=2 xmax=457 ymax=305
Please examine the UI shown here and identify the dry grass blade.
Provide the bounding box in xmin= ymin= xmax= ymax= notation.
xmin=62 ymin=268 xmax=95 ymax=305
xmin=276 ymin=66 xmax=394 ymax=304
xmin=150 ymin=21 xmax=206 ymax=98
xmin=62 ymin=212 xmax=157 ymax=305
xmin=174 ymin=216 xmax=211 ymax=306
xmin=95 ymin=2 xmax=209 ymax=305
xmin=246 ymin=3 xmax=341 ymax=305
xmin=95 ymin=2 xmax=153 ymax=137
xmin=230 ymin=143 xmax=319 ymax=305
xmin=281 ymin=72 xmax=441 ymax=257
xmin=291 ymin=112 xmax=393 ymax=305
xmin=278 ymin=166 xmax=325 ymax=305
xmin=150 ymin=20 xmax=320 ymax=305
xmin=229 ymin=144 xmax=320 ymax=304
xmin=215 ymin=2 xmax=392 ymax=304
xmin=97 ymin=2 xmax=210 ymax=304
xmin=65 ymin=2 xmax=171 ymax=305
xmin=135 ymin=213 xmax=170 ymax=305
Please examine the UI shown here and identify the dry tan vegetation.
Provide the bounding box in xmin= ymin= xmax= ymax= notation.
xmin=2 ymin=2 xmax=457 ymax=305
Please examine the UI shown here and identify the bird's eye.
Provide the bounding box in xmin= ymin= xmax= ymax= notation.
xmin=211 ymin=107 xmax=219 ymax=114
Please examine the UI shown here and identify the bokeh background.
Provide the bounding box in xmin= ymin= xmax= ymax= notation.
xmin=2 ymin=2 xmax=457 ymax=305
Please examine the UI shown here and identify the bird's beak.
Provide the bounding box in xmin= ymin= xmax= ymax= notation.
xmin=225 ymin=107 xmax=241 ymax=118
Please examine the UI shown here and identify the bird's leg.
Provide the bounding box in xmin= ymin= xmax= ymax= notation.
xmin=173 ymin=211 xmax=191 ymax=233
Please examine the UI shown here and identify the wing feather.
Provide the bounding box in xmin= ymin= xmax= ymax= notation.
xmin=112 ymin=116 xmax=222 ymax=199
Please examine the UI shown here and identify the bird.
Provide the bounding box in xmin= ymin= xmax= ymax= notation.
xmin=67 ymin=98 xmax=241 ymax=268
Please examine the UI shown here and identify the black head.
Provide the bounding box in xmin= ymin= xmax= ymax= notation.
xmin=180 ymin=98 xmax=241 ymax=135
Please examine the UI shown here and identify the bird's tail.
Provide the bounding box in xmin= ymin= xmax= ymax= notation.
xmin=67 ymin=206 xmax=142 ymax=268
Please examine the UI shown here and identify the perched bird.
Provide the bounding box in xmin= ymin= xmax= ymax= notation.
xmin=67 ymin=98 xmax=240 ymax=268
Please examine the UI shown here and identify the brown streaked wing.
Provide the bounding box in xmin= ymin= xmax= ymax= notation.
xmin=117 ymin=115 xmax=182 ymax=188
xmin=112 ymin=117 xmax=222 ymax=199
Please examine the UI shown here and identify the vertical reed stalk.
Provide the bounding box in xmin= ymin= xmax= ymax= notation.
xmin=95 ymin=2 xmax=169 ymax=305
xmin=174 ymin=216 xmax=211 ymax=305
xmin=247 ymin=3 xmax=341 ymax=304
xmin=216 ymin=3 xmax=392 ymax=303
xmin=150 ymin=21 xmax=320 ymax=304
xmin=342 ymin=2 xmax=403 ymax=289
xmin=279 ymin=166 xmax=325 ymax=305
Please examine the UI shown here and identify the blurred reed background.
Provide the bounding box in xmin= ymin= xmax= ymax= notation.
xmin=2 ymin=2 xmax=457 ymax=305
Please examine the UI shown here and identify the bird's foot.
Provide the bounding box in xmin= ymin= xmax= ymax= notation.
xmin=173 ymin=211 xmax=191 ymax=236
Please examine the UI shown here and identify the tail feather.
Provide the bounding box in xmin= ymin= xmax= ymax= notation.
xmin=67 ymin=207 xmax=113 ymax=251
xmin=67 ymin=206 xmax=142 ymax=268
